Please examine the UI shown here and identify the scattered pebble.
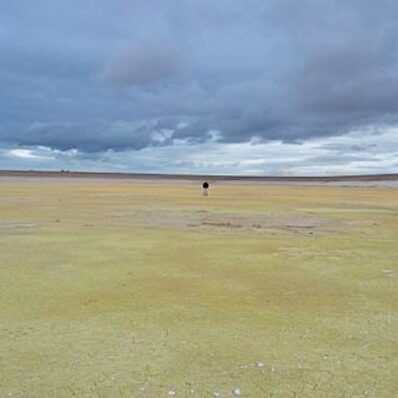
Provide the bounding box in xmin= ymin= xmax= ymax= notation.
xmin=257 ymin=361 xmax=265 ymax=368
xmin=168 ymin=390 xmax=176 ymax=396
xmin=232 ymin=387 xmax=241 ymax=396
xmin=213 ymin=392 xmax=220 ymax=397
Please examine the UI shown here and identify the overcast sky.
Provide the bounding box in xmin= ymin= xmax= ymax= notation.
xmin=1 ymin=0 xmax=397 ymax=175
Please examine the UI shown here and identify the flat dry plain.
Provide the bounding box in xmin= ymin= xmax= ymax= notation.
xmin=0 ymin=178 xmax=397 ymax=397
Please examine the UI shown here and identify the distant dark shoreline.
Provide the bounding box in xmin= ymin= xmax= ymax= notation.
xmin=0 ymin=169 xmax=397 ymax=183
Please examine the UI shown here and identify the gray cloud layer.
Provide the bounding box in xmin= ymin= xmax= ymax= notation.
xmin=101 ymin=39 xmax=182 ymax=86
xmin=1 ymin=0 xmax=398 ymax=170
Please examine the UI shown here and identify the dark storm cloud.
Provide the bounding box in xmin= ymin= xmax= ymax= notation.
xmin=101 ymin=40 xmax=182 ymax=86
xmin=1 ymin=0 xmax=398 ymax=154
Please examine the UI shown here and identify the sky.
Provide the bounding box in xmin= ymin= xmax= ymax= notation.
xmin=1 ymin=0 xmax=398 ymax=175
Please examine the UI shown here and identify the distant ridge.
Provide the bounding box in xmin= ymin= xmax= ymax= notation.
xmin=0 ymin=169 xmax=397 ymax=182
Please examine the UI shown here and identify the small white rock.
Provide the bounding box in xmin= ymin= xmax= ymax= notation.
xmin=168 ymin=390 xmax=176 ymax=396
xmin=213 ymin=392 xmax=220 ymax=397
xmin=257 ymin=361 xmax=265 ymax=368
xmin=232 ymin=387 xmax=241 ymax=396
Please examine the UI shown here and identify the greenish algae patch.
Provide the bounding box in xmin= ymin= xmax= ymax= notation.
xmin=0 ymin=181 xmax=397 ymax=397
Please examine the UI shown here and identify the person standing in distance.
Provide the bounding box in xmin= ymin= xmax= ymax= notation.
xmin=202 ymin=180 xmax=209 ymax=197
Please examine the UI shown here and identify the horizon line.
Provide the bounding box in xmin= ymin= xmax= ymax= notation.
xmin=0 ymin=169 xmax=397 ymax=181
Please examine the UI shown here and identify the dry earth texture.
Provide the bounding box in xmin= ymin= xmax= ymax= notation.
xmin=0 ymin=179 xmax=397 ymax=397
